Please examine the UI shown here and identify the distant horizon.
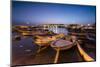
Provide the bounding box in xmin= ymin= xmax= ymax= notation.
xmin=12 ymin=22 xmax=96 ymax=26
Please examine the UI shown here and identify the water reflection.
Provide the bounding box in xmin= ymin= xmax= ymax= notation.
xmin=49 ymin=27 xmax=68 ymax=35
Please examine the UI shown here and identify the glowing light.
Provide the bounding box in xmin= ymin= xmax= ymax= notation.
xmin=88 ymin=24 xmax=90 ymax=26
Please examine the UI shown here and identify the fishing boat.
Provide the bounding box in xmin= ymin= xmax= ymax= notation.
xmin=50 ymin=39 xmax=73 ymax=63
xmin=33 ymin=34 xmax=65 ymax=53
xmin=50 ymin=39 xmax=73 ymax=50
xmin=33 ymin=34 xmax=65 ymax=46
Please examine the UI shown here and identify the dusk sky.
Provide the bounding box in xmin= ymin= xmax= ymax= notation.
xmin=12 ymin=1 xmax=96 ymax=25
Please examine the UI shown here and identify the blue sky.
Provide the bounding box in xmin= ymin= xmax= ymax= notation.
xmin=12 ymin=1 xmax=96 ymax=25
